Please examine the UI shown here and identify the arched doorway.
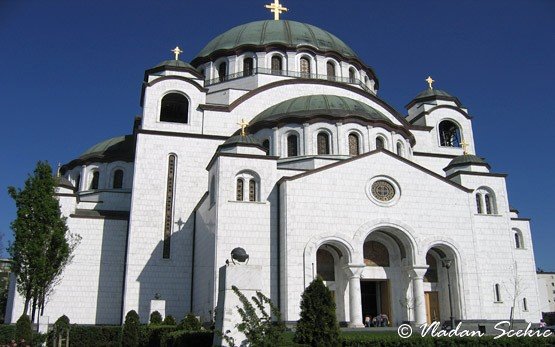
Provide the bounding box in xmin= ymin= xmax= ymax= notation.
xmin=423 ymin=245 xmax=462 ymax=326
xmin=315 ymin=243 xmax=349 ymax=322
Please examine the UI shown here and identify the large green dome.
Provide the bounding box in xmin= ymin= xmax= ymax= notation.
xmin=193 ymin=20 xmax=358 ymax=61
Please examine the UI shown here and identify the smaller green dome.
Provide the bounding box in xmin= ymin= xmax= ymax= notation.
xmin=81 ymin=135 xmax=135 ymax=159
xmin=445 ymin=154 xmax=490 ymax=171
xmin=219 ymin=134 xmax=266 ymax=152
xmin=250 ymin=95 xmax=389 ymax=126
xmin=153 ymin=59 xmax=196 ymax=70
xmin=414 ymin=88 xmax=454 ymax=100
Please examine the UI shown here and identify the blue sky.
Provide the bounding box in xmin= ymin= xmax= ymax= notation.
xmin=1 ymin=1 xmax=554 ymax=269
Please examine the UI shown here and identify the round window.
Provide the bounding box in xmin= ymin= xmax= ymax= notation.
xmin=371 ymin=180 xmax=396 ymax=202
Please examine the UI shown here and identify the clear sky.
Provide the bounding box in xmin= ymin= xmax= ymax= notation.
xmin=1 ymin=1 xmax=554 ymax=269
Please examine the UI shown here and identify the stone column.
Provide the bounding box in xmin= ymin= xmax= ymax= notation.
xmin=272 ymin=127 xmax=279 ymax=156
xmin=335 ymin=122 xmax=343 ymax=155
xmin=80 ymin=165 xmax=86 ymax=191
xmin=409 ymin=266 xmax=429 ymax=326
xmin=303 ymin=123 xmax=310 ymax=156
xmin=344 ymin=264 xmax=365 ymax=327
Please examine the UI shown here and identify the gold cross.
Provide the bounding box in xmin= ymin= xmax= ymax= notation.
xmin=172 ymin=46 xmax=183 ymax=60
xmin=237 ymin=118 xmax=249 ymax=137
xmin=426 ymin=76 xmax=435 ymax=90
xmin=265 ymin=0 xmax=288 ymax=20
xmin=460 ymin=139 xmax=470 ymax=154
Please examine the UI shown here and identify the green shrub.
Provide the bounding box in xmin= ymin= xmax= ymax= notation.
xmin=162 ymin=315 xmax=176 ymax=325
xmin=294 ymin=277 xmax=339 ymax=346
xmin=149 ymin=311 xmax=162 ymax=325
xmin=15 ymin=314 xmax=32 ymax=344
xmin=122 ymin=310 xmax=141 ymax=347
xmin=162 ymin=330 xmax=213 ymax=347
xmin=0 ymin=324 xmax=16 ymax=344
xmin=339 ymin=334 xmax=555 ymax=346
xmin=68 ymin=325 xmax=121 ymax=347
xmin=146 ymin=325 xmax=178 ymax=347
xmin=179 ymin=313 xmax=202 ymax=331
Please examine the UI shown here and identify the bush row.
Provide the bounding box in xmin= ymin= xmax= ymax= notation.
xmin=340 ymin=334 xmax=555 ymax=347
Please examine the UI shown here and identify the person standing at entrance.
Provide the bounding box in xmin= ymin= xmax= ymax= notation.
xmin=364 ymin=316 xmax=371 ymax=327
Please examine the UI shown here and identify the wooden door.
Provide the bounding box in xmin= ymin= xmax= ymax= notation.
xmin=425 ymin=291 xmax=440 ymax=323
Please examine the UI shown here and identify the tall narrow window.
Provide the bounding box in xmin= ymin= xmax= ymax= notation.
xmin=438 ymin=120 xmax=461 ymax=147
xmin=236 ymin=178 xmax=244 ymax=201
xmin=90 ymin=171 xmax=99 ymax=190
xmin=494 ymin=284 xmax=501 ymax=302
xmin=113 ymin=169 xmax=124 ymax=189
xmin=376 ymin=137 xmax=385 ymax=150
xmin=249 ymin=179 xmax=256 ymax=202
xmin=485 ymin=194 xmax=493 ymax=214
xmin=349 ymin=68 xmax=356 ymax=83
xmin=262 ymin=139 xmax=270 ymax=153
xmin=515 ymin=232 xmax=521 ymax=249
xmin=348 ymin=133 xmax=360 ymax=156
xmin=300 ymin=57 xmax=310 ymax=77
xmin=243 ymin=57 xmax=254 ymax=77
xmin=163 ymin=155 xmax=176 ymax=259
xmin=271 ymin=56 xmax=283 ymax=74
xmin=75 ymin=174 xmax=81 ymax=191
xmin=476 ymin=194 xmax=483 ymax=214
xmin=218 ymin=62 xmax=227 ymax=82
xmin=287 ymin=134 xmax=298 ymax=157
xmin=523 ymin=298 xmax=528 ymax=311
xmin=210 ymin=177 xmax=216 ymax=206
xmin=326 ymin=62 xmax=335 ymax=81
xmin=317 ymin=132 xmax=330 ymax=155
xmin=396 ymin=142 xmax=404 ymax=156
xmin=160 ymin=93 xmax=189 ymax=123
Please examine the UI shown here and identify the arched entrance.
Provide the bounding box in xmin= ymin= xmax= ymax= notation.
xmin=315 ymin=244 xmax=349 ymax=322
xmin=423 ymin=244 xmax=462 ymax=326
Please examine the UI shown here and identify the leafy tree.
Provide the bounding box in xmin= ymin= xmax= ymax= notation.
xmin=122 ymin=310 xmax=141 ymax=347
xmin=294 ymin=277 xmax=340 ymax=346
xmin=179 ymin=313 xmax=202 ymax=331
xmin=163 ymin=315 xmax=176 ymax=325
xmin=8 ymin=161 xmax=80 ymax=321
xmin=230 ymin=285 xmax=285 ymax=347
xmin=149 ymin=311 xmax=162 ymax=325
xmin=15 ymin=313 xmax=32 ymax=343
xmin=52 ymin=315 xmax=70 ymax=346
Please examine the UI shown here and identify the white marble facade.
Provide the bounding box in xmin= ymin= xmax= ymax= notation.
xmin=6 ymin=19 xmax=541 ymax=329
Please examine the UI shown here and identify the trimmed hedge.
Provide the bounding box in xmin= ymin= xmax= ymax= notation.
xmin=145 ymin=325 xmax=179 ymax=347
xmin=68 ymin=325 xmax=121 ymax=347
xmin=162 ymin=330 xmax=213 ymax=347
xmin=0 ymin=324 xmax=16 ymax=343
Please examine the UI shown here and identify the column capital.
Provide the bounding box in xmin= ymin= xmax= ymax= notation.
xmin=302 ymin=122 xmax=310 ymax=127
xmin=407 ymin=265 xmax=429 ymax=279
xmin=343 ymin=264 xmax=365 ymax=278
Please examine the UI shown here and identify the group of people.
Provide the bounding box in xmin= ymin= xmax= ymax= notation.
xmin=364 ymin=313 xmax=390 ymax=327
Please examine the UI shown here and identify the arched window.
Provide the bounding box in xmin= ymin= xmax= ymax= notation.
xmin=523 ymin=298 xmax=528 ymax=311
xmin=271 ymin=55 xmax=283 ymax=74
xmin=424 ymin=253 xmax=438 ymax=283
xmin=300 ymin=57 xmax=310 ymax=77
xmin=326 ymin=61 xmax=335 ymax=81
xmin=249 ymin=179 xmax=257 ymax=202
xmin=317 ymin=132 xmax=330 ymax=155
xmin=396 ymin=142 xmax=404 ymax=156
xmin=236 ymin=178 xmax=244 ymax=201
xmin=160 ymin=93 xmax=189 ymax=123
xmin=494 ymin=283 xmax=501 ymax=302
xmin=287 ymin=134 xmax=298 ymax=157
xmin=90 ymin=171 xmax=100 ymax=190
xmin=209 ymin=177 xmax=216 ymax=206
xmin=348 ymin=133 xmax=360 ymax=156
xmin=348 ymin=68 xmax=356 ymax=83
xmin=485 ymin=194 xmax=493 ymax=214
xmin=363 ymin=241 xmax=390 ymax=267
xmin=316 ymin=248 xmax=335 ymax=281
xmin=476 ymin=193 xmax=483 ymax=214
xmin=376 ymin=136 xmax=385 ymax=150
xmin=113 ymin=169 xmax=124 ymax=189
xmin=199 ymin=68 xmax=205 ymax=78
xmin=75 ymin=174 xmax=81 ymax=191
xmin=262 ymin=139 xmax=270 ymax=154
xmin=218 ymin=62 xmax=227 ymax=82
xmin=514 ymin=232 xmax=521 ymax=249
xmin=438 ymin=120 xmax=461 ymax=147
xmin=243 ymin=57 xmax=254 ymax=77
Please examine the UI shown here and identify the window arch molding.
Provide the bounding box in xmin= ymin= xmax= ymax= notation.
xmin=240 ymin=53 xmax=257 ymax=76
xmin=297 ymin=53 xmax=316 ymax=76
xmin=325 ymin=59 xmax=340 ymax=80
xmin=375 ymin=132 xmax=389 ymax=150
xmin=513 ymin=228 xmax=524 ymax=249
xmin=87 ymin=166 xmax=101 ymax=190
xmin=396 ymin=141 xmax=405 ymax=157
xmin=436 ymin=118 xmax=463 ymax=148
xmin=283 ymin=130 xmax=301 ymax=157
xmin=109 ymin=166 xmax=126 ymax=189
xmin=214 ymin=57 xmax=229 ymax=82
xmin=235 ymin=170 xmax=261 ymax=202
xmin=346 ymin=129 xmax=364 ymax=156
xmin=348 ymin=66 xmax=358 ymax=83
xmin=474 ymin=186 xmax=497 ymax=215
xmin=268 ymin=52 xmax=287 ymax=71
xmin=158 ymin=90 xmax=191 ymax=124
xmin=314 ymin=127 xmax=334 ymax=155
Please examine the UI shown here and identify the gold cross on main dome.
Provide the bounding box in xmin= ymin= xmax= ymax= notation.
xmin=426 ymin=76 xmax=435 ymax=90
xmin=265 ymin=0 xmax=288 ymax=21
xmin=172 ymin=46 xmax=183 ymax=60
xmin=237 ymin=118 xmax=249 ymax=137
xmin=460 ymin=139 xmax=470 ymax=154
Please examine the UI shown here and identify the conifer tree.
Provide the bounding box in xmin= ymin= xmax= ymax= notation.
xmin=149 ymin=311 xmax=162 ymax=325
xmin=294 ymin=277 xmax=340 ymax=346
xmin=8 ymin=161 xmax=80 ymax=321
xmin=122 ymin=310 xmax=141 ymax=347
xmin=15 ymin=313 xmax=32 ymax=343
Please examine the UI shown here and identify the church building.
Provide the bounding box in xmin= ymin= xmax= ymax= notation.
xmin=6 ymin=1 xmax=540 ymax=330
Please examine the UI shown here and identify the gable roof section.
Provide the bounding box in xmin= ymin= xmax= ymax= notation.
xmin=278 ymin=148 xmax=473 ymax=193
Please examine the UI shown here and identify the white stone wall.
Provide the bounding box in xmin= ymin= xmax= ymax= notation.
xmin=537 ymin=273 xmax=555 ymax=313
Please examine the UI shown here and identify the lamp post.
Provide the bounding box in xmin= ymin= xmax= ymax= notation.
xmin=442 ymin=259 xmax=455 ymax=329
